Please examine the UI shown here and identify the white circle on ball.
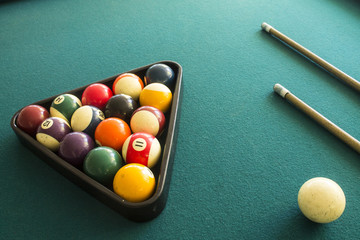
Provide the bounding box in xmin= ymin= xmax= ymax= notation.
xmin=132 ymin=138 xmax=147 ymax=151
xmin=41 ymin=119 xmax=54 ymax=129
xmin=53 ymin=95 xmax=65 ymax=105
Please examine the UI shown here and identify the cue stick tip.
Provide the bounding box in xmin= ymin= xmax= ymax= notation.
xmin=273 ymin=83 xmax=289 ymax=98
xmin=261 ymin=22 xmax=272 ymax=32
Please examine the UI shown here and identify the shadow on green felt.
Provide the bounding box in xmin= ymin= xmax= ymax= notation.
xmin=6 ymin=133 xmax=169 ymax=225
xmin=268 ymin=91 xmax=360 ymax=170
xmin=327 ymin=0 xmax=360 ymax=21
xmin=0 ymin=0 xmax=29 ymax=5
xmin=276 ymin=206 xmax=326 ymax=240
xmin=3 ymin=136 xmax=158 ymax=238
xmin=266 ymin=93 xmax=359 ymax=239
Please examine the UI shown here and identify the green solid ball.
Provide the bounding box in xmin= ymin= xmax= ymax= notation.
xmin=83 ymin=147 xmax=123 ymax=186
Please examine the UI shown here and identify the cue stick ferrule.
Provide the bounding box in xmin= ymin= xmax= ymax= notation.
xmin=261 ymin=22 xmax=273 ymax=33
xmin=273 ymin=84 xmax=360 ymax=154
xmin=273 ymin=83 xmax=289 ymax=98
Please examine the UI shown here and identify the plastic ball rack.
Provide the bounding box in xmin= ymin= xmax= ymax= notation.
xmin=10 ymin=61 xmax=183 ymax=222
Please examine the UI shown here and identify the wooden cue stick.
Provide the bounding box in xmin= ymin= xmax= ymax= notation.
xmin=262 ymin=22 xmax=360 ymax=93
xmin=273 ymin=83 xmax=360 ymax=154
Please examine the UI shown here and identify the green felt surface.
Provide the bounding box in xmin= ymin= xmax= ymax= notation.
xmin=1 ymin=0 xmax=360 ymax=239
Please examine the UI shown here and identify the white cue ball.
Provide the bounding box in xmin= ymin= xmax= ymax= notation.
xmin=298 ymin=177 xmax=346 ymax=223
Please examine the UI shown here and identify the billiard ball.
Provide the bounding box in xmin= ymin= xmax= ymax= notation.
xmin=81 ymin=83 xmax=113 ymax=111
xmin=58 ymin=132 xmax=95 ymax=167
xmin=83 ymin=147 xmax=123 ymax=186
xmin=298 ymin=177 xmax=346 ymax=223
xmin=94 ymin=117 xmax=131 ymax=151
xmin=36 ymin=117 xmax=71 ymax=151
xmin=104 ymin=94 xmax=138 ymax=123
xmin=71 ymin=105 xmax=105 ymax=138
xmin=113 ymin=163 xmax=155 ymax=203
xmin=144 ymin=63 xmax=175 ymax=89
xmin=130 ymin=106 xmax=165 ymax=137
xmin=122 ymin=133 xmax=161 ymax=168
xmin=139 ymin=83 xmax=172 ymax=112
xmin=16 ymin=105 xmax=49 ymax=136
xmin=50 ymin=94 xmax=82 ymax=122
xmin=112 ymin=73 xmax=144 ymax=101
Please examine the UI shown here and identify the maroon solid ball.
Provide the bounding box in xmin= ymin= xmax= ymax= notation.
xmin=82 ymin=83 xmax=113 ymax=111
xmin=130 ymin=106 xmax=166 ymax=137
xmin=17 ymin=105 xmax=49 ymax=136
xmin=58 ymin=132 xmax=95 ymax=167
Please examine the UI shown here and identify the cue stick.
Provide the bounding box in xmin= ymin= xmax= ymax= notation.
xmin=262 ymin=22 xmax=360 ymax=93
xmin=273 ymin=83 xmax=360 ymax=154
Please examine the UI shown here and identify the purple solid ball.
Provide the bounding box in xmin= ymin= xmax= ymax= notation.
xmin=58 ymin=132 xmax=95 ymax=167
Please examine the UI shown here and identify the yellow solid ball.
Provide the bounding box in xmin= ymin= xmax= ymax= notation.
xmin=298 ymin=177 xmax=346 ymax=223
xmin=113 ymin=163 xmax=155 ymax=203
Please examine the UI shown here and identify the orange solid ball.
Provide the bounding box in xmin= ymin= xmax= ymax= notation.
xmin=94 ymin=117 xmax=131 ymax=151
xmin=113 ymin=163 xmax=156 ymax=203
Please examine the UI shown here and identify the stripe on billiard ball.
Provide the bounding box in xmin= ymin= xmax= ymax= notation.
xmin=130 ymin=106 xmax=165 ymax=137
xmin=112 ymin=73 xmax=144 ymax=101
xmin=71 ymin=105 xmax=104 ymax=138
xmin=50 ymin=94 xmax=82 ymax=122
xmin=122 ymin=133 xmax=161 ymax=168
xmin=36 ymin=117 xmax=71 ymax=151
xmin=139 ymin=83 xmax=172 ymax=113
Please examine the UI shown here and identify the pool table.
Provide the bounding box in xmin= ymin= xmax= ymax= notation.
xmin=1 ymin=0 xmax=360 ymax=239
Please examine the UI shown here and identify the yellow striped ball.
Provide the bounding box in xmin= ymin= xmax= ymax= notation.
xmin=139 ymin=83 xmax=172 ymax=113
